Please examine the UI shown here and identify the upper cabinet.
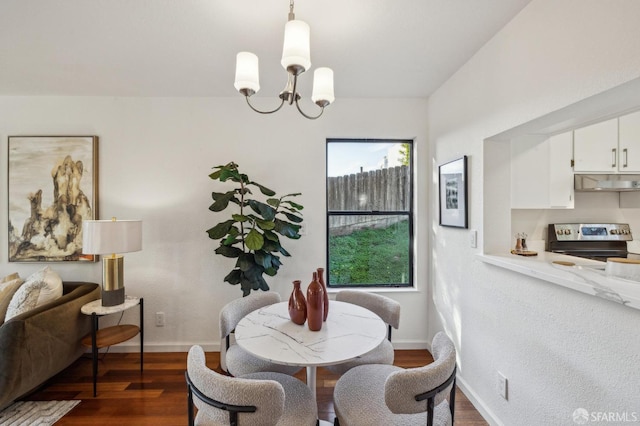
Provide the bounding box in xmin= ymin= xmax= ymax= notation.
xmin=548 ymin=132 xmax=574 ymax=208
xmin=574 ymin=112 xmax=640 ymax=172
xmin=511 ymin=132 xmax=574 ymax=209
xmin=573 ymin=118 xmax=619 ymax=172
xmin=619 ymin=110 xmax=640 ymax=171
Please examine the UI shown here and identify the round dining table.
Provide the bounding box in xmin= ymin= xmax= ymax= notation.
xmin=235 ymin=300 xmax=387 ymax=402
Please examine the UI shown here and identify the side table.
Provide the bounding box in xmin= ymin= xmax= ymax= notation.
xmin=81 ymin=296 xmax=144 ymax=397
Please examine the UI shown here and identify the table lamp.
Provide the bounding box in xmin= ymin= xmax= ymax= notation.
xmin=82 ymin=218 xmax=142 ymax=306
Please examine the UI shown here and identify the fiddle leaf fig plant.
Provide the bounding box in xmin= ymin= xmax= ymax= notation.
xmin=207 ymin=162 xmax=303 ymax=296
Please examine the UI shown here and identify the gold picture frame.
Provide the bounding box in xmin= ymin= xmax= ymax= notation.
xmin=8 ymin=136 xmax=99 ymax=262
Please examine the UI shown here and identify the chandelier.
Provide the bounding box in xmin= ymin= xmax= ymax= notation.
xmin=233 ymin=0 xmax=335 ymax=120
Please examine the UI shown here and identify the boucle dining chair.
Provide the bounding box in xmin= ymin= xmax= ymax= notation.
xmin=325 ymin=290 xmax=400 ymax=375
xmin=333 ymin=331 xmax=457 ymax=426
xmin=219 ymin=291 xmax=302 ymax=376
xmin=185 ymin=345 xmax=317 ymax=426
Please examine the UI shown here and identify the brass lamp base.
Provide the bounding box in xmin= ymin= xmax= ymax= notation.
xmin=102 ymin=255 xmax=126 ymax=306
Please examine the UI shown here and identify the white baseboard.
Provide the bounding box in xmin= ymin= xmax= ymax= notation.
xmin=392 ymin=339 xmax=430 ymax=350
xmin=456 ymin=374 xmax=503 ymax=426
xmin=87 ymin=341 xmax=220 ymax=353
xmin=96 ymin=340 xmax=430 ymax=353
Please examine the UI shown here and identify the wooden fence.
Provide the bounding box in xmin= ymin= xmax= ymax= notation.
xmin=327 ymin=165 xmax=410 ymax=235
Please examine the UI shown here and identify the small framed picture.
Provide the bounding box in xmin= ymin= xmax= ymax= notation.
xmin=8 ymin=136 xmax=99 ymax=262
xmin=439 ymin=156 xmax=468 ymax=229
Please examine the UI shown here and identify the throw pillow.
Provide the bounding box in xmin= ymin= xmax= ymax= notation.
xmin=5 ymin=267 xmax=63 ymax=321
xmin=0 ymin=272 xmax=19 ymax=283
xmin=31 ymin=266 xmax=63 ymax=305
xmin=0 ymin=277 xmax=24 ymax=325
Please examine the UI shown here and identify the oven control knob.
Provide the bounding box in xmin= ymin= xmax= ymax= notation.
xmin=611 ymin=229 xmax=618 ymax=235
xmin=623 ymin=229 xmax=630 ymax=235
xmin=564 ymin=229 xmax=571 ymax=235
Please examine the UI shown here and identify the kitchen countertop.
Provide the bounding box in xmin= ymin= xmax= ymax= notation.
xmin=478 ymin=250 xmax=640 ymax=310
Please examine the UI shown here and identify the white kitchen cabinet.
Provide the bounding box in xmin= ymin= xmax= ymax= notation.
xmin=548 ymin=132 xmax=574 ymax=208
xmin=574 ymin=113 xmax=640 ymax=172
xmin=511 ymin=132 xmax=574 ymax=209
xmin=619 ymin=110 xmax=640 ymax=172
xmin=573 ymin=118 xmax=618 ymax=172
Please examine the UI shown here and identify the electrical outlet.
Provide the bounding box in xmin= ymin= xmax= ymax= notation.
xmin=155 ymin=312 xmax=165 ymax=327
xmin=497 ymin=371 xmax=508 ymax=400
xmin=470 ymin=229 xmax=477 ymax=248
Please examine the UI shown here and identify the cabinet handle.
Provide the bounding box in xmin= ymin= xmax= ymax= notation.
xmin=612 ymin=148 xmax=617 ymax=168
xmin=623 ymin=148 xmax=628 ymax=168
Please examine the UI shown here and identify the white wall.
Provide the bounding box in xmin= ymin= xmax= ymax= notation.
xmin=0 ymin=96 xmax=430 ymax=351
xmin=428 ymin=0 xmax=640 ymax=425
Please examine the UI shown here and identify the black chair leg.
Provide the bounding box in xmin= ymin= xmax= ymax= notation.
xmin=187 ymin=385 xmax=194 ymax=426
xmin=450 ymin=377 xmax=457 ymax=424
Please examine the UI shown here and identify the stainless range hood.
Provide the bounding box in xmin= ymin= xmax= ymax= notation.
xmin=575 ymin=174 xmax=640 ymax=191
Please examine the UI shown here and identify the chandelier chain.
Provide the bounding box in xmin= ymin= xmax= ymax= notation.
xmin=288 ymin=0 xmax=295 ymax=21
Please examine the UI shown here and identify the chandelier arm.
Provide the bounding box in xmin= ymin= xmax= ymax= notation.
xmin=294 ymin=98 xmax=325 ymax=120
xmin=245 ymin=96 xmax=286 ymax=115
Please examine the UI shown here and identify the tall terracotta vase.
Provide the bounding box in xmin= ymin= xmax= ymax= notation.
xmin=306 ymin=271 xmax=324 ymax=331
xmin=288 ymin=280 xmax=307 ymax=325
xmin=317 ymin=267 xmax=329 ymax=321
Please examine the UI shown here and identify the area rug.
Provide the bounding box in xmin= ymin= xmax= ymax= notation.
xmin=0 ymin=400 xmax=80 ymax=426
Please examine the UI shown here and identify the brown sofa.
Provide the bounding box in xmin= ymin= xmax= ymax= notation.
xmin=0 ymin=281 xmax=100 ymax=410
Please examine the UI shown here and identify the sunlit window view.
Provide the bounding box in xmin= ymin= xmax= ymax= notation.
xmin=326 ymin=140 xmax=413 ymax=287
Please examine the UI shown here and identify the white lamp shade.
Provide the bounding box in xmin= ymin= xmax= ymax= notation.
xmin=311 ymin=67 xmax=335 ymax=104
xmin=82 ymin=220 xmax=143 ymax=255
xmin=281 ymin=20 xmax=311 ymax=72
xmin=234 ymin=52 xmax=261 ymax=93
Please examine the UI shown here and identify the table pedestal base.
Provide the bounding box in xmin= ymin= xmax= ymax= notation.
xmin=306 ymin=366 xmax=317 ymax=400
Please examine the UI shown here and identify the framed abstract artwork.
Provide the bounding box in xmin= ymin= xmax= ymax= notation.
xmin=8 ymin=136 xmax=99 ymax=262
xmin=438 ymin=155 xmax=468 ymax=229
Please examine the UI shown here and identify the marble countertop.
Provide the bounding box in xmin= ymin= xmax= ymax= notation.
xmin=478 ymin=251 xmax=640 ymax=310
xmin=235 ymin=301 xmax=387 ymax=367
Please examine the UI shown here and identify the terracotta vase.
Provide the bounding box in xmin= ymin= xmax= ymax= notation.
xmin=306 ymin=271 xmax=324 ymax=331
xmin=317 ymin=267 xmax=329 ymax=321
xmin=288 ymin=280 xmax=307 ymax=325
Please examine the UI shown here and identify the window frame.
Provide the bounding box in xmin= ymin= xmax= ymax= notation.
xmin=325 ymin=138 xmax=414 ymax=289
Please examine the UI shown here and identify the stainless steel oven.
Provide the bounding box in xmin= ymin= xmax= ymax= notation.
xmin=546 ymin=223 xmax=632 ymax=262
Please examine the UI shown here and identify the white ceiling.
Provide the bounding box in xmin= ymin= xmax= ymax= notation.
xmin=0 ymin=0 xmax=532 ymax=99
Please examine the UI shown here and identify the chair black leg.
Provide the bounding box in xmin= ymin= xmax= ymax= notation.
xmin=187 ymin=385 xmax=194 ymax=426
xmin=450 ymin=377 xmax=457 ymax=424
xmin=334 ymin=418 xmax=340 ymax=426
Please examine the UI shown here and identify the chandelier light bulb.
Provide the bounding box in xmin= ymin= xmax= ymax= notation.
xmin=281 ymin=20 xmax=311 ymax=75
xmin=311 ymin=67 xmax=334 ymax=106
xmin=234 ymin=52 xmax=260 ymax=96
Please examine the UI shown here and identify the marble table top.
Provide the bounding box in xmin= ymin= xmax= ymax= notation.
xmin=235 ymin=300 xmax=387 ymax=367
xmin=81 ymin=296 xmax=140 ymax=315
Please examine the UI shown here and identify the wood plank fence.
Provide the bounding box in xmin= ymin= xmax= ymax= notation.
xmin=327 ymin=165 xmax=410 ymax=235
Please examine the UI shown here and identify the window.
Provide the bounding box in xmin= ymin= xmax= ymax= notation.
xmin=326 ymin=139 xmax=413 ymax=288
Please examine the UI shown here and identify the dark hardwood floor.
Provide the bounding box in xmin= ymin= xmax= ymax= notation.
xmin=24 ymin=350 xmax=488 ymax=425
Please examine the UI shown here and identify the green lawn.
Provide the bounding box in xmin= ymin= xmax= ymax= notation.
xmin=328 ymin=219 xmax=410 ymax=286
